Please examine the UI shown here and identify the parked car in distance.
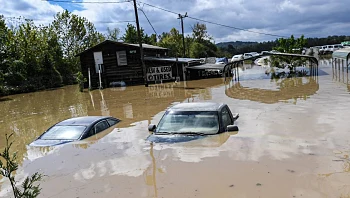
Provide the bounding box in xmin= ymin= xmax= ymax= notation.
xmin=231 ymin=54 xmax=243 ymax=62
xmin=29 ymin=116 xmax=120 ymax=147
xmin=260 ymin=51 xmax=269 ymax=55
xmin=250 ymin=52 xmax=260 ymax=57
xmin=243 ymin=52 xmax=259 ymax=59
xmin=148 ymin=102 xmax=239 ymax=137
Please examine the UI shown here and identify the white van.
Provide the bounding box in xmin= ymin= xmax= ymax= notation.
xmin=325 ymin=44 xmax=342 ymax=53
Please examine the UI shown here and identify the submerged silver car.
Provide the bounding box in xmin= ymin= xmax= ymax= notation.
xmin=148 ymin=102 xmax=239 ymax=136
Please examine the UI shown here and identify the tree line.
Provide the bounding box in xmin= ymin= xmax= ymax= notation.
xmin=0 ymin=10 xmax=221 ymax=96
xmin=1 ymin=9 xmax=349 ymax=96
xmin=219 ymin=35 xmax=350 ymax=56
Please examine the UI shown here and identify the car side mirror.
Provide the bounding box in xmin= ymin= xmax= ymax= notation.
xmin=148 ymin=124 xmax=156 ymax=132
xmin=227 ymin=125 xmax=239 ymax=132
xmin=232 ymin=113 xmax=239 ymax=121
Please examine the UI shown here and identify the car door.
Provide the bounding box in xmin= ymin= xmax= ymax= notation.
xmin=221 ymin=106 xmax=233 ymax=132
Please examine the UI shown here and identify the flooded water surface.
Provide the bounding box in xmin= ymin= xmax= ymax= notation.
xmin=1 ymin=61 xmax=350 ymax=197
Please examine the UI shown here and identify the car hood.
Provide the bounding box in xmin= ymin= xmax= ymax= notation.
xmin=147 ymin=134 xmax=205 ymax=143
xmin=29 ymin=139 xmax=75 ymax=147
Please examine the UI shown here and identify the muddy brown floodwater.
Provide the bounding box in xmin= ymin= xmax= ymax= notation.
xmin=0 ymin=60 xmax=350 ymax=198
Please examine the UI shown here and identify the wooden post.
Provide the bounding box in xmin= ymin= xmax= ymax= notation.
xmin=133 ymin=0 xmax=148 ymax=87
xmin=332 ymin=62 xmax=334 ymax=80
xmin=88 ymin=67 xmax=91 ymax=90
xmin=98 ymin=64 xmax=103 ymax=89
xmin=178 ymin=13 xmax=187 ymax=58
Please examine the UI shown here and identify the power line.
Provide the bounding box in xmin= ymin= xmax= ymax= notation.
xmin=138 ymin=8 xmax=157 ymax=36
xmin=135 ymin=2 xmax=157 ymax=36
xmin=94 ymin=20 xmax=135 ymax=23
xmin=4 ymin=17 xmax=134 ymax=24
xmin=186 ymin=16 xmax=286 ymax=38
xmin=43 ymin=0 xmax=131 ymax=3
xmin=138 ymin=1 xmax=286 ymax=38
xmin=139 ymin=2 xmax=178 ymax=15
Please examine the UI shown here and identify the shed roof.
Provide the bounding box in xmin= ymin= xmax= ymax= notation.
xmin=186 ymin=63 xmax=226 ymax=70
xmin=126 ymin=43 xmax=167 ymax=50
xmin=75 ymin=40 xmax=167 ymax=57
xmin=332 ymin=48 xmax=350 ymax=60
xmin=144 ymin=57 xmax=202 ymax=63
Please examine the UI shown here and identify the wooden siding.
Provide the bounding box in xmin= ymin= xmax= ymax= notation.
xmin=80 ymin=42 xmax=144 ymax=88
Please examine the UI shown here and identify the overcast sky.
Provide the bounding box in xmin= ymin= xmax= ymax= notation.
xmin=1 ymin=0 xmax=349 ymax=43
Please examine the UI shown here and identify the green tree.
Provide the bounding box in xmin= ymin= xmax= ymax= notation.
xmin=106 ymin=27 xmax=120 ymax=41
xmin=191 ymin=22 xmax=212 ymax=43
xmin=121 ymin=23 xmax=155 ymax=45
xmin=52 ymin=10 xmax=105 ymax=83
xmin=122 ymin=23 xmax=139 ymax=43
xmin=272 ymin=35 xmax=308 ymax=70
xmin=158 ymin=28 xmax=183 ymax=57
xmin=0 ymin=15 xmax=8 ymax=94
xmin=189 ymin=22 xmax=218 ymax=58
xmin=189 ymin=42 xmax=207 ymax=58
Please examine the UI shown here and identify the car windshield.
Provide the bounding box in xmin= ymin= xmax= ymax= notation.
xmin=156 ymin=111 xmax=219 ymax=135
xmin=40 ymin=125 xmax=87 ymax=140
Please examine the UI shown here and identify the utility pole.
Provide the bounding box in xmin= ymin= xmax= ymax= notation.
xmin=178 ymin=12 xmax=187 ymax=58
xmin=133 ymin=0 xmax=148 ymax=87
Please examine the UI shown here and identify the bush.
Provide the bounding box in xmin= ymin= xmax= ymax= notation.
xmin=0 ymin=133 xmax=43 ymax=198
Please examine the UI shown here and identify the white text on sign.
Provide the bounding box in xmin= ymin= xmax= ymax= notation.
xmin=147 ymin=66 xmax=173 ymax=81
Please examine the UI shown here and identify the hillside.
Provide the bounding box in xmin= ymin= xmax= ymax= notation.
xmin=216 ymin=41 xmax=258 ymax=48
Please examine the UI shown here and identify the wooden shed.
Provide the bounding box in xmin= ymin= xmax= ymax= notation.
xmin=75 ymin=40 xmax=168 ymax=88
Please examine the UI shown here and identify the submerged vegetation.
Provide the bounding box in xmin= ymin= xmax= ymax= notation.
xmin=0 ymin=134 xmax=43 ymax=198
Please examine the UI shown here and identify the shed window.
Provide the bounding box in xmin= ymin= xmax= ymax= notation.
xmin=116 ymin=51 xmax=128 ymax=66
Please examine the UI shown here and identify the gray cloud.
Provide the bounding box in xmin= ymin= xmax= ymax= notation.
xmin=1 ymin=0 xmax=349 ymax=42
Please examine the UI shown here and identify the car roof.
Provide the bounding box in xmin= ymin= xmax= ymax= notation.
xmin=168 ymin=102 xmax=225 ymax=112
xmin=56 ymin=116 xmax=114 ymax=126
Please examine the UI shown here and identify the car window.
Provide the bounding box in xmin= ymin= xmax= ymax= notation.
xmin=94 ymin=120 xmax=109 ymax=134
xmin=83 ymin=127 xmax=96 ymax=139
xmin=40 ymin=125 xmax=86 ymax=140
xmin=221 ymin=107 xmax=233 ymax=129
xmin=107 ymin=118 xmax=119 ymax=126
xmin=156 ymin=111 xmax=219 ymax=135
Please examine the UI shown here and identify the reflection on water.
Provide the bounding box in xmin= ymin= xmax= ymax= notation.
xmin=143 ymin=143 xmax=158 ymax=198
xmin=2 ymin=59 xmax=350 ymax=197
xmin=225 ymin=66 xmax=321 ymax=104
xmin=332 ymin=62 xmax=350 ymax=92
xmin=0 ymin=78 xmax=226 ymax=169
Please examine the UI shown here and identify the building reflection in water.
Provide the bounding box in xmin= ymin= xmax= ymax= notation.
xmin=225 ymin=66 xmax=320 ymax=104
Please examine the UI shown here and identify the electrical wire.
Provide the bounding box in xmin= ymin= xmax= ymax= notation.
xmin=139 ymin=2 xmax=178 ymax=15
xmin=138 ymin=7 xmax=158 ymax=35
xmin=4 ymin=17 xmax=134 ymax=23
